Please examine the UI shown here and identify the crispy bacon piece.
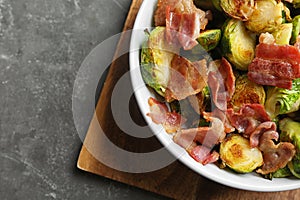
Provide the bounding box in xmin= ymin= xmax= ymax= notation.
xmin=208 ymin=58 xmax=236 ymax=111
xmin=190 ymin=145 xmax=219 ymax=165
xmin=226 ymin=104 xmax=270 ymax=134
xmin=248 ymin=43 xmax=300 ymax=89
xmin=165 ymin=9 xmax=200 ymax=50
xmin=248 ymin=71 xmax=293 ymax=89
xmin=147 ymin=97 xmax=184 ymax=133
xmin=157 ymin=0 xmax=208 ymax=50
xmin=257 ymin=131 xmax=296 ymax=175
xmin=247 ymin=121 xmax=276 ymax=148
xmin=256 ymin=43 xmax=300 ymax=67
xmin=203 ymin=108 xmax=235 ymax=133
xmin=154 ymin=0 xmax=207 ymax=28
xmin=165 ymin=56 xmax=207 ymax=102
xmin=173 ymin=117 xmax=225 ymax=148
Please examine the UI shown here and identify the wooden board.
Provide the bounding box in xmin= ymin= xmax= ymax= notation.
xmin=77 ymin=0 xmax=300 ymax=199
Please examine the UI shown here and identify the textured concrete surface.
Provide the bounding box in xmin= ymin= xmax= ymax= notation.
xmin=0 ymin=0 xmax=167 ymax=199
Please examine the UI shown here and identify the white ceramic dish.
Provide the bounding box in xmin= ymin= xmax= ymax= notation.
xmin=129 ymin=0 xmax=300 ymax=191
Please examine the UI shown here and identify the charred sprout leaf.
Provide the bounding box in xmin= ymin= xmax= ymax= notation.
xmin=221 ymin=19 xmax=256 ymax=71
xmin=140 ymin=27 xmax=179 ymax=97
xmin=220 ymin=134 xmax=263 ymax=173
xmin=269 ymin=166 xmax=292 ymax=179
xmin=212 ymin=0 xmax=222 ymax=11
xmin=272 ymin=23 xmax=293 ymax=45
xmin=279 ymin=118 xmax=300 ymax=178
xmin=197 ymin=29 xmax=222 ymax=52
xmin=293 ymin=0 xmax=300 ymax=9
xmin=291 ymin=15 xmax=300 ymax=44
xmin=265 ymin=78 xmax=300 ymax=120
xmin=230 ymin=75 xmax=266 ymax=109
xmin=220 ymin=0 xmax=256 ymax=21
xmin=282 ymin=5 xmax=292 ymax=23
xmin=288 ymin=154 xmax=300 ymax=178
xmin=245 ymin=0 xmax=284 ymax=34
xmin=193 ymin=0 xmax=215 ymax=10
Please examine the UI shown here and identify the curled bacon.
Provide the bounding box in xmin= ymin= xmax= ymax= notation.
xmin=257 ymin=131 xmax=296 ymax=175
xmin=248 ymin=121 xmax=276 ymax=148
xmin=208 ymin=58 xmax=236 ymax=111
xmin=226 ymin=104 xmax=270 ymax=134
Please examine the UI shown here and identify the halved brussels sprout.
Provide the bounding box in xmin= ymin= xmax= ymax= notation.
xmin=265 ymin=78 xmax=300 ymax=120
xmin=140 ymin=27 xmax=179 ymax=97
xmin=197 ymin=29 xmax=222 ymax=51
xmin=220 ymin=134 xmax=263 ymax=173
xmin=230 ymin=75 xmax=266 ymax=109
xmin=245 ymin=0 xmax=284 ymax=34
xmin=221 ymin=19 xmax=256 ymax=70
xmin=291 ymin=15 xmax=300 ymax=45
xmin=272 ymin=23 xmax=293 ymax=45
xmin=220 ymin=0 xmax=256 ymax=21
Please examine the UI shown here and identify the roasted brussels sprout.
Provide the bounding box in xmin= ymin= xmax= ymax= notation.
xmin=291 ymin=15 xmax=300 ymax=45
xmin=220 ymin=134 xmax=263 ymax=173
xmin=265 ymin=78 xmax=300 ymax=120
xmin=220 ymin=0 xmax=256 ymax=21
xmin=230 ymin=75 xmax=266 ymax=109
xmin=140 ymin=27 xmax=179 ymax=97
xmin=245 ymin=0 xmax=284 ymax=34
xmin=221 ymin=19 xmax=256 ymax=71
xmin=197 ymin=29 xmax=222 ymax=51
xmin=279 ymin=118 xmax=300 ymax=178
xmin=272 ymin=23 xmax=293 ymax=45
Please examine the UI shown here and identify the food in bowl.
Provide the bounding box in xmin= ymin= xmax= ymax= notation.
xmin=140 ymin=0 xmax=300 ymax=179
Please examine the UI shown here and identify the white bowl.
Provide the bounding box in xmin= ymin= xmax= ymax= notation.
xmin=129 ymin=0 xmax=300 ymax=192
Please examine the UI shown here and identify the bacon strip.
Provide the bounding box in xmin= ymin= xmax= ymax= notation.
xmin=190 ymin=145 xmax=219 ymax=165
xmin=147 ymin=97 xmax=184 ymax=133
xmin=157 ymin=0 xmax=208 ymax=50
xmin=165 ymin=56 xmax=207 ymax=102
xmin=248 ymin=43 xmax=300 ymax=89
xmin=226 ymin=104 xmax=270 ymax=134
xmin=203 ymin=108 xmax=235 ymax=133
xmin=154 ymin=0 xmax=208 ymax=28
xmin=208 ymin=58 xmax=236 ymax=111
xmin=173 ymin=117 xmax=225 ymax=148
xmin=256 ymin=43 xmax=300 ymax=68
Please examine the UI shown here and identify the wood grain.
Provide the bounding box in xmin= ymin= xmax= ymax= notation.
xmin=77 ymin=0 xmax=300 ymax=199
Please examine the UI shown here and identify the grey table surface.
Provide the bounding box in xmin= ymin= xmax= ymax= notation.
xmin=0 ymin=0 xmax=168 ymax=199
